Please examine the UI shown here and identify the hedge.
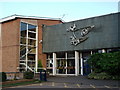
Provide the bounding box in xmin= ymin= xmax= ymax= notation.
xmin=0 ymin=72 xmax=7 ymax=82
xmin=23 ymin=71 xmax=34 ymax=79
xmin=88 ymin=51 xmax=120 ymax=80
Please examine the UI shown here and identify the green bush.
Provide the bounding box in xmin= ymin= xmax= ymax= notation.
xmin=88 ymin=51 xmax=120 ymax=80
xmin=24 ymin=71 xmax=34 ymax=79
xmin=0 ymin=72 xmax=7 ymax=82
xmin=88 ymin=53 xmax=103 ymax=73
xmin=88 ymin=72 xmax=111 ymax=80
xmin=38 ymin=60 xmax=43 ymax=68
xmin=88 ymin=51 xmax=120 ymax=76
xmin=112 ymin=75 xmax=120 ymax=80
xmin=37 ymin=60 xmax=43 ymax=72
xmin=95 ymin=72 xmax=111 ymax=80
xmin=88 ymin=72 xmax=97 ymax=79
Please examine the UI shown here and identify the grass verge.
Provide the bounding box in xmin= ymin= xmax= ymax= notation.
xmin=1 ymin=80 xmax=41 ymax=88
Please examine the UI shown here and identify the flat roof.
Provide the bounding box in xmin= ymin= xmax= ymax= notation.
xmin=0 ymin=14 xmax=63 ymax=23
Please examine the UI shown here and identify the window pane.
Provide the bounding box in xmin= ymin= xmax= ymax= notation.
xmin=28 ymin=39 xmax=36 ymax=46
xmin=20 ymin=37 xmax=26 ymax=44
xmin=67 ymin=59 xmax=75 ymax=67
xmin=56 ymin=52 xmax=65 ymax=58
xmin=21 ymin=22 xmax=27 ymax=31
xmin=67 ymin=52 xmax=75 ymax=58
xmin=28 ymin=32 xmax=36 ymax=38
xmin=28 ymin=46 xmax=36 ymax=54
xmin=28 ymin=54 xmax=35 ymax=60
xmin=28 ymin=24 xmax=36 ymax=32
xmin=21 ymin=30 xmax=27 ymax=37
xmin=20 ymin=45 xmax=26 ymax=60
xmin=67 ymin=69 xmax=75 ymax=74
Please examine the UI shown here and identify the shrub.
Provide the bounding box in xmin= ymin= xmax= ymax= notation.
xmin=95 ymin=72 xmax=111 ymax=80
xmin=37 ymin=60 xmax=43 ymax=72
xmin=38 ymin=60 xmax=43 ymax=68
xmin=88 ymin=51 xmax=120 ymax=76
xmin=0 ymin=72 xmax=7 ymax=82
xmin=87 ymin=53 xmax=104 ymax=73
xmin=88 ymin=72 xmax=97 ymax=79
xmin=88 ymin=51 xmax=120 ymax=80
xmin=88 ymin=72 xmax=111 ymax=80
xmin=24 ymin=71 xmax=34 ymax=79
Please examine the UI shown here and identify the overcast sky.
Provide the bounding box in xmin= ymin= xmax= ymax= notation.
xmin=0 ymin=0 xmax=119 ymax=22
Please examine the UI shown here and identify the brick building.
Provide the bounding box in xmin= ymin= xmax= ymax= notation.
xmin=1 ymin=13 xmax=119 ymax=78
xmin=0 ymin=15 xmax=62 ymax=79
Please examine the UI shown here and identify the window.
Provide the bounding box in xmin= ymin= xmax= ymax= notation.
xmin=28 ymin=24 xmax=36 ymax=32
xmin=21 ymin=22 xmax=27 ymax=31
xmin=20 ymin=22 xmax=37 ymax=72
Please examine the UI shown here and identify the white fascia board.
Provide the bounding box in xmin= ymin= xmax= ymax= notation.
xmin=0 ymin=15 xmax=16 ymax=23
xmin=0 ymin=15 xmax=63 ymax=23
xmin=17 ymin=15 xmax=62 ymax=20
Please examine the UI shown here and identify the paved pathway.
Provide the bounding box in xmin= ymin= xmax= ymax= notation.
xmin=47 ymin=75 xmax=119 ymax=86
xmin=7 ymin=75 xmax=120 ymax=89
xmin=8 ymin=82 xmax=119 ymax=89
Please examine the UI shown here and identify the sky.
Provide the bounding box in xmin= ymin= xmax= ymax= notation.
xmin=0 ymin=0 xmax=119 ymax=22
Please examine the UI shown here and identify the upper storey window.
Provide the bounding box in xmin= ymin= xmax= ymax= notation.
xmin=21 ymin=22 xmax=27 ymax=31
xmin=28 ymin=24 xmax=36 ymax=32
xmin=20 ymin=22 xmax=37 ymax=45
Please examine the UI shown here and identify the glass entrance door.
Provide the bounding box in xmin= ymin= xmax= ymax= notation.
xmin=57 ymin=59 xmax=66 ymax=74
xmin=56 ymin=59 xmax=75 ymax=74
xmin=67 ymin=59 xmax=75 ymax=74
xmin=56 ymin=52 xmax=75 ymax=75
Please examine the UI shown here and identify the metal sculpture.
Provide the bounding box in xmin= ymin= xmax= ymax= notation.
xmin=67 ymin=24 xmax=95 ymax=46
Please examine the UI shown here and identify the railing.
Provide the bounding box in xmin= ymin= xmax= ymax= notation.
xmin=20 ymin=63 xmax=34 ymax=72
xmin=19 ymin=64 xmax=46 ymax=73
xmin=20 ymin=48 xmax=35 ymax=60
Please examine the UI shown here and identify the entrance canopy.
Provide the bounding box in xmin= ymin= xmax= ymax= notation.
xmin=42 ymin=12 xmax=120 ymax=53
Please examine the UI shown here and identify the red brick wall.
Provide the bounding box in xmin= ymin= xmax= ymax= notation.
xmin=1 ymin=19 xmax=20 ymax=72
xmin=1 ymin=18 xmax=62 ymax=73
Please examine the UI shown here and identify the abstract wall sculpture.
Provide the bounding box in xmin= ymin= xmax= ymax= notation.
xmin=67 ymin=24 xmax=95 ymax=46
